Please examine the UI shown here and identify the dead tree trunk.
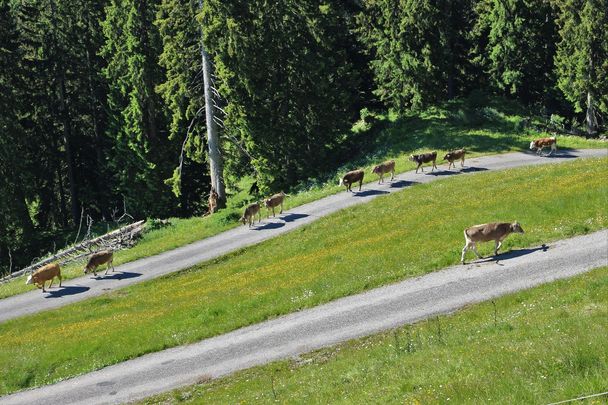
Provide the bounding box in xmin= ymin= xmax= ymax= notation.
xmin=199 ymin=0 xmax=226 ymax=210
xmin=586 ymin=90 xmax=598 ymax=135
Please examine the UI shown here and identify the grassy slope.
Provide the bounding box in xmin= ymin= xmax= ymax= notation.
xmin=1 ymin=98 xmax=605 ymax=299
xmin=0 ymin=158 xmax=606 ymax=396
xmin=141 ymin=267 xmax=608 ymax=405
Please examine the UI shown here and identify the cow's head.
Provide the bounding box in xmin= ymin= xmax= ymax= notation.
xmin=529 ymin=141 xmax=536 ymax=150
xmin=25 ymin=274 xmax=33 ymax=285
xmin=511 ymin=222 xmax=525 ymax=234
xmin=372 ymin=165 xmax=381 ymax=174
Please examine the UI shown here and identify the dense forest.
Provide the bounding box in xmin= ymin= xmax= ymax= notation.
xmin=1 ymin=0 xmax=607 ymax=274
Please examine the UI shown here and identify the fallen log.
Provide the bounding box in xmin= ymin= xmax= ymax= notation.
xmin=0 ymin=220 xmax=145 ymax=283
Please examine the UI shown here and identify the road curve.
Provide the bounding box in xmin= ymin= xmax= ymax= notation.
xmin=2 ymin=230 xmax=606 ymax=405
xmin=0 ymin=149 xmax=606 ymax=324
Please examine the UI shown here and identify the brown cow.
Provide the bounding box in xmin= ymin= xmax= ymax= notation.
xmin=241 ymin=202 xmax=262 ymax=227
xmin=26 ymin=263 xmax=62 ymax=292
xmin=340 ymin=169 xmax=364 ymax=192
xmin=461 ymin=222 xmax=525 ymax=264
xmin=529 ymin=137 xmax=557 ymax=156
xmin=84 ymin=250 xmax=115 ymax=276
xmin=443 ymin=148 xmax=466 ymax=169
xmin=372 ymin=160 xmax=395 ymax=184
xmin=409 ymin=151 xmax=438 ymax=173
xmin=264 ymin=192 xmax=286 ymax=218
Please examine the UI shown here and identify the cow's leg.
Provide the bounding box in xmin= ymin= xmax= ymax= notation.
xmin=48 ymin=277 xmax=54 ymax=288
xmin=390 ymin=169 xmax=395 ymax=181
xmin=105 ymin=262 xmax=111 ymax=275
xmin=358 ymin=178 xmax=363 ymax=191
xmin=272 ymin=206 xmax=276 ymax=218
xmin=420 ymin=164 xmax=424 ymax=173
xmin=432 ymin=160 xmax=437 ymax=172
xmin=461 ymin=157 xmax=465 ymax=167
xmin=42 ymin=281 xmax=46 ymax=293
xmin=494 ymin=240 xmax=502 ymax=256
xmin=471 ymin=243 xmax=482 ymax=258
xmin=461 ymin=243 xmax=469 ymax=264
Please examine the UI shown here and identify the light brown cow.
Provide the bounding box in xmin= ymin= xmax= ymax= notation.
xmin=241 ymin=202 xmax=262 ymax=227
xmin=340 ymin=169 xmax=364 ymax=192
xmin=529 ymin=137 xmax=557 ymax=156
xmin=461 ymin=222 xmax=525 ymax=264
xmin=443 ymin=148 xmax=466 ymax=169
xmin=26 ymin=263 xmax=62 ymax=292
xmin=409 ymin=151 xmax=438 ymax=173
xmin=372 ymin=160 xmax=395 ymax=184
xmin=264 ymin=192 xmax=286 ymax=218
xmin=84 ymin=250 xmax=115 ymax=276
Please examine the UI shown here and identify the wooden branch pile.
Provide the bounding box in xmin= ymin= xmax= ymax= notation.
xmin=0 ymin=220 xmax=146 ymax=283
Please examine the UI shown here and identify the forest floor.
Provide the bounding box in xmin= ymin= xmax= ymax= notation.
xmin=0 ymin=157 xmax=606 ymax=398
xmin=1 ymin=99 xmax=606 ymax=299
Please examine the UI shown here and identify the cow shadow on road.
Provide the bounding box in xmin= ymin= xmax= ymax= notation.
xmin=426 ymin=170 xmax=460 ymax=177
xmin=460 ymin=166 xmax=489 ymax=173
xmin=352 ymin=189 xmax=390 ymax=197
xmin=45 ymin=285 xmax=90 ymax=298
xmin=475 ymin=244 xmax=549 ymax=264
xmin=93 ymin=271 xmax=142 ymax=281
xmin=252 ymin=221 xmax=285 ymax=231
xmin=390 ymin=180 xmax=418 ymax=189
xmin=280 ymin=213 xmax=309 ymax=223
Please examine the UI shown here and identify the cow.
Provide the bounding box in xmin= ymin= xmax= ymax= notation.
xmin=529 ymin=137 xmax=557 ymax=156
xmin=461 ymin=222 xmax=525 ymax=264
xmin=372 ymin=160 xmax=395 ymax=184
xmin=207 ymin=187 xmax=219 ymax=215
xmin=25 ymin=263 xmax=62 ymax=293
xmin=264 ymin=192 xmax=286 ymax=218
xmin=443 ymin=148 xmax=466 ymax=169
xmin=409 ymin=151 xmax=438 ymax=173
xmin=339 ymin=169 xmax=364 ymax=192
xmin=84 ymin=250 xmax=115 ymax=276
xmin=240 ymin=202 xmax=262 ymax=227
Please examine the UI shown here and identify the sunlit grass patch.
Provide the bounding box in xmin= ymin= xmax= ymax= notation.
xmin=0 ymin=158 xmax=606 ymax=396
xmin=140 ymin=267 xmax=608 ymax=405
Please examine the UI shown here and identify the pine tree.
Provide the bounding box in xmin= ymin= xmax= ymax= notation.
xmin=555 ymin=0 xmax=608 ymax=134
xmin=202 ymin=1 xmax=362 ymax=190
xmin=472 ymin=0 xmax=558 ymax=103
xmin=101 ymin=0 xmax=178 ymax=217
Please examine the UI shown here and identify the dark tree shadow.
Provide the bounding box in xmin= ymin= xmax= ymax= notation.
xmin=252 ymin=221 xmax=285 ymax=231
xmin=390 ymin=180 xmax=419 ymax=189
xmin=45 ymin=286 xmax=90 ymax=298
xmin=352 ymin=189 xmax=390 ymax=197
xmin=280 ymin=213 xmax=309 ymax=222
xmin=94 ymin=271 xmax=142 ymax=281
xmin=473 ymin=244 xmax=549 ymax=264
xmin=460 ymin=166 xmax=489 ymax=173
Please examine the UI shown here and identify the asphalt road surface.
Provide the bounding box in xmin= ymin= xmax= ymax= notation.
xmin=0 ymin=149 xmax=605 ymax=325
xmin=2 ymin=230 xmax=606 ymax=405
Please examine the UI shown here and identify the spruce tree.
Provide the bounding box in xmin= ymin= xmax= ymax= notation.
xmin=555 ymin=0 xmax=608 ymax=134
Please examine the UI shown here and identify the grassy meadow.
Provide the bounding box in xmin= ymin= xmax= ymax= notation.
xmin=140 ymin=267 xmax=608 ymax=405
xmin=0 ymin=157 xmax=606 ymax=396
xmin=1 ymin=99 xmax=606 ymax=299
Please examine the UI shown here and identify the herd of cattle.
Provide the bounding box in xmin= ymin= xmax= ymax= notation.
xmin=25 ymin=137 xmax=557 ymax=292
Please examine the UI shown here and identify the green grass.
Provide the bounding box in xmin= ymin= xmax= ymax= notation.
xmin=1 ymin=97 xmax=605 ymax=299
xmin=0 ymin=158 xmax=606 ymax=396
xmin=140 ymin=266 xmax=608 ymax=405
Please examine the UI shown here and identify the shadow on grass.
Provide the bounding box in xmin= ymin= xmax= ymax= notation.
xmin=94 ymin=271 xmax=142 ymax=281
xmin=252 ymin=221 xmax=285 ymax=231
xmin=281 ymin=213 xmax=309 ymax=223
xmin=390 ymin=180 xmax=419 ymax=189
xmin=353 ymin=189 xmax=390 ymax=197
xmin=45 ymin=285 xmax=90 ymax=298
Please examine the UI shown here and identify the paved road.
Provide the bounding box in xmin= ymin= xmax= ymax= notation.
xmin=0 ymin=149 xmax=606 ymax=324
xmin=2 ymin=230 xmax=606 ymax=405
